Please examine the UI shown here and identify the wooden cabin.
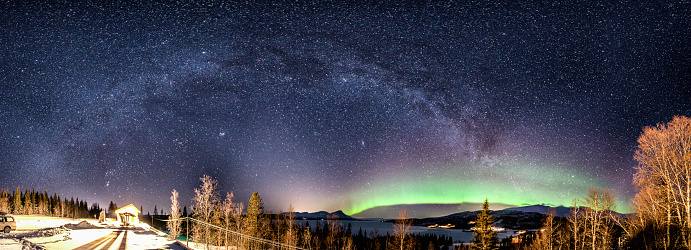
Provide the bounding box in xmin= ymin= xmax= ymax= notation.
xmin=115 ymin=204 xmax=140 ymax=226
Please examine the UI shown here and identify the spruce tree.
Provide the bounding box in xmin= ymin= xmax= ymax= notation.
xmin=472 ymin=198 xmax=497 ymax=250
xmin=245 ymin=192 xmax=264 ymax=236
xmin=24 ymin=188 xmax=33 ymax=215
xmin=70 ymin=197 xmax=75 ymax=218
xmin=108 ymin=201 xmax=117 ymax=218
xmin=0 ymin=188 xmax=8 ymax=213
xmin=52 ymin=193 xmax=59 ymax=216
xmin=75 ymin=198 xmax=79 ymax=218
xmin=13 ymin=186 xmax=22 ymax=214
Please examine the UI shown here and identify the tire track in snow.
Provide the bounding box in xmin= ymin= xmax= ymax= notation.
xmin=74 ymin=230 xmax=123 ymax=250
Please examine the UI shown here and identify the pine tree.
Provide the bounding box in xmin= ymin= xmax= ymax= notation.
xmin=74 ymin=198 xmax=79 ymax=218
xmin=13 ymin=186 xmax=22 ymax=214
xmin=245 ymin=192 xmax=264 ymax=237
xmin=0 ymin=188 xmax=9 ymax=213
xmin=472 ymin=198 xmax=497 ymax=250
xmin=63 ymin=198 xmax=68 ymax=217
xmin=52 ymin=193 xmax=60 ymax=216
xmin=24 ymin=188 xmax=33 ymax=215
xmin=69 ymin=197 xmax=75 ymax=218
xmin=43 ymin=191 xmax=49 ymax=215
xmin=108 ymin=201 xmax=117 ymax=218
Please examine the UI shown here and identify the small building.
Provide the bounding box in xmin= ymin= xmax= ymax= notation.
xmin=115 ymin=204 xmax=140 ymax=226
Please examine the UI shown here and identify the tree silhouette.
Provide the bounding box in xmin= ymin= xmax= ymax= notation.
xmin=472 ymin=198 xmax=497 ymax=250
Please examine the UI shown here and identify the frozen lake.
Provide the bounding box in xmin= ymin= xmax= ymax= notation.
xmin=296 ymin=220 xmax=518 ymax=243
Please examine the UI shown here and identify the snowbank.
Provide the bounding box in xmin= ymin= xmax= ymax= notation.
xmin=63 ymin=220 xmax=99 ymax=229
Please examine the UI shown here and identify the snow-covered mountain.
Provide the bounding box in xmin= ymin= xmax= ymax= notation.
xmin=504 ymin=204 xmax=572 ymax=217
xmin=290 ymin=210 xmax=356 ymax=220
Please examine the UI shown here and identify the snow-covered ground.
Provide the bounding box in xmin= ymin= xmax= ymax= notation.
xmin=0 ymin=215 xmax=188 ymax=250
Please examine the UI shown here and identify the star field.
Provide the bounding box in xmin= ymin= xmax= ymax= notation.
xmin=1 ymin=2 xmax=689 ymax=216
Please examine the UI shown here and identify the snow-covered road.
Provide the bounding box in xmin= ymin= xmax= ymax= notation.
xmin=0 ymin=215 xmax=187 ymax=250
xmin=30 ymin=227 xmax=186 ymax=249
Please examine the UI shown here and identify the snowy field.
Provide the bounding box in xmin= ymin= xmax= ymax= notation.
xmin=0 ymin=215 xmax=188 ymax=249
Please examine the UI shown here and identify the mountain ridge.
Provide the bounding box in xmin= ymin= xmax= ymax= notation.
xmin=286 ymin=210 xmax=356 ymax=220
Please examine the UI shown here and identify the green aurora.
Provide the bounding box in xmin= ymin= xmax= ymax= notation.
xmin=343 ymin=160 xmax=630 ymax=216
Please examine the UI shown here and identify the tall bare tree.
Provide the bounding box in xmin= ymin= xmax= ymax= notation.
xmin=528 ymin=208 xmax=561 ymax=250
xmin=232 ymin=202 xmax=244 ymax=242
xmin=326 ymin=213 xmax=341 ymax=250
xmin=192 ymin=175 xmax=219 ymax=247
xmin=583 ymin=187 xmax=615 ymax=250
xmin=632 ymin=115 xmax=691 ymax=248
xmin=568 ymin=187 xmax=615 ymax=250
xmin=393 ymin=209 xmax=413 ymax=250
xmin=220 ymin=192 xmax=234 ymax=249
xmin=168 ymin=189 xmax=182 ymax=240
xmin=285 ymin=204 xmax=298 ymax=247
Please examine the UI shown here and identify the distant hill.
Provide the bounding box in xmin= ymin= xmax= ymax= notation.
xmin=290 ymin=210 xmax=356 ymax=220
xmin=504 ymin=204 xmax=572 ymax=217
xmin=386 ymin=204 xmax=628 ymax=230
xmin=396 ymin=209 xmax=545 ymax=230
xmin=289 ymin=204 xmax=627 ymax=230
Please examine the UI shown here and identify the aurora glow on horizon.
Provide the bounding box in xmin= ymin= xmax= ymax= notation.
xmin=341 ymin=159 xmax=612 ymax=216
xmin=1 ymin=2 xmax=689 ymax=218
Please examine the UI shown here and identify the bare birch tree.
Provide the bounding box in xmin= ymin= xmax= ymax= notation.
xmin=192 ymin=175 xmax=219 ymax=247
xmin=393 ymin=209 xmax=413 ymax=250
xmin=232 ymin=202 xmax=244 ymax=235
xmin=632 ymin=115 xmax=691 ymax=249
xmin=326 ymin=213 xmax=341 ymax=250
xmin=168 ymin=189 xmax=182 ymax=240
xmin=528 ymin=208 xmax=560 ymax=250
xmin=583 ymin=187 xmax=615 ymax=250
xmin=570 ymin=200 xmax=586 ymax=250
xmin=285 ymin=203 xmax=298 ymax=247
xmin=221 ymin=192 xmax=234 ymax=249
xmin=569 ymin=187 xmax=615 ymax=250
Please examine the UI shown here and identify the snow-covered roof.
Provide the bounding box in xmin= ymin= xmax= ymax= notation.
xmin=115 ymin=204 xmax=140 ymax=214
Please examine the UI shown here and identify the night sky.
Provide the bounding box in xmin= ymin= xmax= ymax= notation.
xmin=1 ymin=2 xmax=689 ymax=217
